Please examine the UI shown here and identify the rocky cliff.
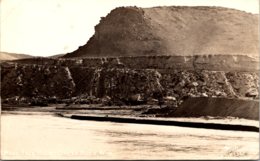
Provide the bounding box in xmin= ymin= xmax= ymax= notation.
xmin=64 ymin=6 xmax=259 ymax=58
xmin=1 ymin=63 xmax=75 ymax=99
xmin=1 ymin=57 xmax=259 ymax=106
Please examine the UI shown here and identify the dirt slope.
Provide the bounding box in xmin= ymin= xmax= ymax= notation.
xmin=168 ymin=97 xmax=259 ymax=120
xmin=64 ymin=6 xmax=259 ymax=58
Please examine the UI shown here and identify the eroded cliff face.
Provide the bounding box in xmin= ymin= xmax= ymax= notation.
xmin=1 ymin=63 xmax=163 ymax=102
xmin=1 ymin=56 xmax=259 ymax=105
xmin=64 ymin=6 xmax=259 ymax=58
xmin=1 ymin=64 xmax=75 ymax=99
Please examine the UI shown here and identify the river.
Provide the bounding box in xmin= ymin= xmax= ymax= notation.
xmin=1 ymin=114 xmax=259 ymax=159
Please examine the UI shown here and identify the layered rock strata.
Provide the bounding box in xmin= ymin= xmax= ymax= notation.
xmin=1 ymin=56 xmax=259 ymax=106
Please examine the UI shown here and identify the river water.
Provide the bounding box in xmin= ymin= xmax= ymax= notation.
xmin=1 ymin=114 xmax=259 ymax=159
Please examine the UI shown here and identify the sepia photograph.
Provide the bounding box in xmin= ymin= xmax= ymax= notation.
xmin=0 ymin=0 xmax=259 ymax=159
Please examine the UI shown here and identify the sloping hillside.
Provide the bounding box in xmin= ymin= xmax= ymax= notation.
xmin=64 ymin=6 xmax=259 ymax=58
xmin=167 ymin=97 xmax=259 ymax=120
xmin=0 ymin=52 xmax=33 ymax=61
xmin=48 ymin=54 xmax=65 ymax=59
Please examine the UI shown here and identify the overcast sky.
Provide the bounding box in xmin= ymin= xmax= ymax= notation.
xmin=1 ymin=0 xmax=259 ymax=56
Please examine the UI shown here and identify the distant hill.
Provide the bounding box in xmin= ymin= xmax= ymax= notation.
xmin=64 ymin=6 xmax=259 ymax=58
xmin=0 ymin=52 xmax=66 ymax=62
xmin=0 ymin=52 xmax=33 ymax=61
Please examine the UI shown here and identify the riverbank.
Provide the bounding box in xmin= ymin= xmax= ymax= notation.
xmin=2 ymin=104 xmax=259 ymax=127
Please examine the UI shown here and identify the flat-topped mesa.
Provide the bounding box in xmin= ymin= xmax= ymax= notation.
xmin=63 ymin=6 xmax=259 ymax=58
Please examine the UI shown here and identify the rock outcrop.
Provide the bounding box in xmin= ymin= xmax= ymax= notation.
xmin=1 ymin=58 xmax=259 ymax=106
xmin=64 ymin=6 xmax=259 ymax=58
xmin=1 ymin=63 xmax=75 ymax=99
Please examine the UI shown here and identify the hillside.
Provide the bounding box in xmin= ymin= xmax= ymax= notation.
xmin=64 ymin=6 xmax=259 ymax=58
xmin=167 ymin=97 xmax=259 ymax=120
xmin=0 ymin=52 xmax=33 ymax=61
xmin=48 ymin=54 xmax=65 ymax=59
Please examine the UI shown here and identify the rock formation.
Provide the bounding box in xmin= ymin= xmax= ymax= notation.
xmin=63 ymin=6 xmax=259 ymax=58
xmin=1 ymin=6 xmax=259 ymax=117
xmin=1 ymin=57 xmax=259 ymax=106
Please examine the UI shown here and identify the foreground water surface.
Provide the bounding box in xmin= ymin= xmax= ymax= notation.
xmin=1 ymin=114 xmax=259 ymax=159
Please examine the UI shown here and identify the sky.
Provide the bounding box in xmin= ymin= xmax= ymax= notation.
xmin=1 ymin=0 xmax=259 ymax=56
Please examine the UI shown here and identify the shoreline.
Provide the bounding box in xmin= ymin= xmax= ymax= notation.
xmin=2 ymin=104 xmax=259 ymax=129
